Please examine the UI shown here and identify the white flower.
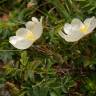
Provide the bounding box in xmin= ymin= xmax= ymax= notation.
xmin=59 ymin=16 xmax=96 ymax=42
xmin=9 ymin=17 xmax=43 ymax=49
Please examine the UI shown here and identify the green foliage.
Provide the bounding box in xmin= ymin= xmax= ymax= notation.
xmin=0 ymin=0 xmax=96 ymax=96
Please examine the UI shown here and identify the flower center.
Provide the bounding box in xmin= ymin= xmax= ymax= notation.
xmin=25 ymin=31 xmax=36 ymax=42
xmin=80 ymin=25 xmax=88 ymax=33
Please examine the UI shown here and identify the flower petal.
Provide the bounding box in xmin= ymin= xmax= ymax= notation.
xmin=25 ymin=21 xmax=34 ymax=31
xmin=25 ymin=17 xmax=43 ymax=40
xmin=63 ymin=23 xmax=72 ymax=35
xmin=16 ymin=28 xmax=30 ymax=37
xmin=64 ymin=18 xmax=83 ymax=36
xmin=32 ymin=17 xmax=39 ymax=23
xmin=84 ymin=16 xmax=96 ymax=33
xmin=59 ymin=30 xmax=84 ymax=42
xmin=9 ymin=36 xmax=33 ymax=49
xmin=71 ymin=18 xmax=83 ymax=30
xmin=71 ymin=18 xmax=82 ymax=25
xmin=16 ymin=28 xmax=36 ymax=42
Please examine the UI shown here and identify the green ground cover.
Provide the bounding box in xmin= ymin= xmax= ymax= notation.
xmin=0 ymin=0 xmax=96 ymax=96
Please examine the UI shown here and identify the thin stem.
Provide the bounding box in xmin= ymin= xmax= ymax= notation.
xmin=0 ymin=50 xmax=21 ymax=51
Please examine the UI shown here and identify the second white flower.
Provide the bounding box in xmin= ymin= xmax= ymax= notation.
xmin=59 ymin=16 xmax=96 ymax=42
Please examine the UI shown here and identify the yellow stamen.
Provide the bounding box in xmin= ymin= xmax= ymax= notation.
xmin=80 ymin=25 xmax=88 ymax=33
xmin=25 ymin=31 xmax=36 ymax=42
